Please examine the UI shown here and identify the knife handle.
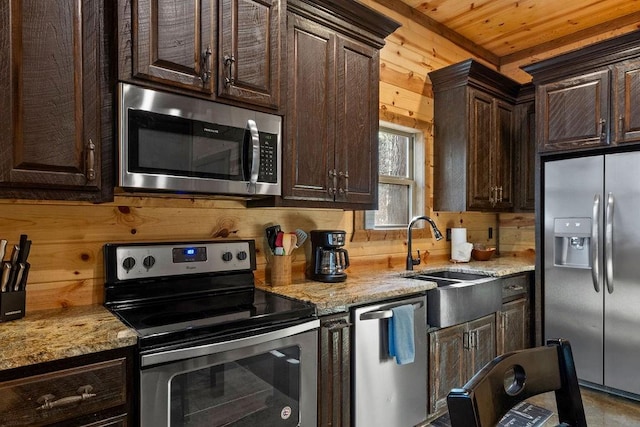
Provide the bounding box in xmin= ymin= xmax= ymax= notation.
xmin=13 ymin=263 xmax=26 ymax=292
xmin=14 ymin=262 xmax=30 ymax=292
xmin=1 ymin=262 xmax=11 ymax=292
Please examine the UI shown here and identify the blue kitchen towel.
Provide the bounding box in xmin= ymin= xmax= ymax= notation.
xmin=388 ymin=304 xmax=415 ymax=365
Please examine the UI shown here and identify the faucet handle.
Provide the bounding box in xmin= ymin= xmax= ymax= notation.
xmin=413 ymin=250 xmax=422 ymax=266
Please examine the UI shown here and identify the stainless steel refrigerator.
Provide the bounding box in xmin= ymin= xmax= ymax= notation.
xmin=545 ymin=152 xmax=640 ymax=397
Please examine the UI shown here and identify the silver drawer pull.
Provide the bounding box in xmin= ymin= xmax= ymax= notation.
xmin=37 ymin=385 xmax=96 ymax=410
xmin=506 ymin=285 xmax=524 ymax=291
xmin=359 ymin=301 xmax=423 ymax=321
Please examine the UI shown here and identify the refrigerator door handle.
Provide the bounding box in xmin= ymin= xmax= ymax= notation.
xmin=605 ymin=192 xmax=615 ymax=294
xmin=591 ymin=194 xmax=601 ymax=293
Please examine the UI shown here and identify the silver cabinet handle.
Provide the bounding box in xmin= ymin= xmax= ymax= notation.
xmin=599 ymin=118 xmax=607 ymax=141
xmin=201 ymin=46 xmax=212 ymax=84
xmin=37 ymin=385 xmax=96 ymax=410
xmin=85 ymin=139 xmax=96 ymax=181
xmin=328 ymin=169 xmax=337 ymax=196
xmin=224 ymin=54 xmax=235 ymax=87
xmin=591 ymin=194 xmax=601 ymax=293
xmin=359 ymin=301 xmax=424 ymax=321
xmin=619 ymin=115 xmax=624 ymax=139
xmin=338 ymin=171 xmax=349 ymax=196
xmin=605 ymin=192 xmax=614 ymax=294
xmin=246 ymin=119 xmax=260 ymax=189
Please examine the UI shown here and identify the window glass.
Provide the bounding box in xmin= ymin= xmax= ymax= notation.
xmin=378 ymin=131 xmax=409 ymax=178
xmin=374 ymin=183 xmax=410 ymax=227
xmin=365 ymin=126 xmax=419 ymax=230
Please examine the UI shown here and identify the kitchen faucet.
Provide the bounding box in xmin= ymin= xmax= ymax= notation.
xmin=406 ymin=215 xmax=444 ymax=270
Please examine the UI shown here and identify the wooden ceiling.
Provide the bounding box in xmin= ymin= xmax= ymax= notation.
xmin=375 ymin=0 xmax=640 ymax=67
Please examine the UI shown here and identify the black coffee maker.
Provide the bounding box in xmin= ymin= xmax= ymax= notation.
xmin=309 ymin=230 xmax=350 ymax=283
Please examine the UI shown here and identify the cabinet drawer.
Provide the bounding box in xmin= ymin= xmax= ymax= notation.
xmin=0 ymin=358 xmax=127 ymax=427
xmin=501 ymin=275 xmax=529 ymax=302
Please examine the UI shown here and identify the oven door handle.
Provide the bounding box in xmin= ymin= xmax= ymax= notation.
xmin=140 ymin=319 xmax=320 ymax=367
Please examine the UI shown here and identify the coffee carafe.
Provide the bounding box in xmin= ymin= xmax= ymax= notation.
xmin=309 ymin=230 xmax=350 ymax=283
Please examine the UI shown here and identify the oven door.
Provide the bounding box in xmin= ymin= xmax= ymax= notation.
xmin=139 ymin=320 xmax=318 ymax=427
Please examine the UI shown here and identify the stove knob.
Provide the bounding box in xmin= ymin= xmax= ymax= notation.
xmin=237 ymin=251 xmax=248 ymax=261
xmin=143 ymin=255 xmax=156 ymax=270
xmin=122 ymin=256 xmax=136 ymax=272
xmin=222 ymin=251 xmax=233 ymax=262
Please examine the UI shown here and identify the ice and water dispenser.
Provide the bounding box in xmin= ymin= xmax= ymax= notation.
xmin=554 ymin=218 xmax=592 ymax=268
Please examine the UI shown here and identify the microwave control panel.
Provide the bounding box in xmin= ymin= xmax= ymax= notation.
xmin=258 ymin=133 xmax=278 ymax=183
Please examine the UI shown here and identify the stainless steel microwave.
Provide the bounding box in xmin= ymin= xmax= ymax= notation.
xmin=118 ymin=83 xmax=281 ymax=197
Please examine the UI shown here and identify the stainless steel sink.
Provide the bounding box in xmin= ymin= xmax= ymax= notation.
xmin=417 ymin=270 xmax=487 ymax=281
xmin=408 ymin=270 xmax=502 ymax=328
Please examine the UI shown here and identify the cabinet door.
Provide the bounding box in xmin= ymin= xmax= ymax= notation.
xmin=0 ymin=358 xmax=127 ymax=427
xmin=493 ymin=99 xmax=514 ymax=210
xmin=467 ymin=89 xmax=494 ymax=210
xmin=0 ymin=0 xmax=109 ymax=201
xmin=613 ymin=58 xmax=640 ymax=144
xmin=514 ymin=100 xmax=535 ymax=211
xmin=538 ymin=69 xmax=610 ymax=152
xmin=334 ymin=36 xmax=378 ymax=208
xmin=318 ymin=314 xmax=351 ymax=427
xmin=284 ymin=13 xmax=335 ymax=202
xmin=218 ymin=0 xmax=283 ymax=109
xmin=428 ymin=324 xmax=466 ymax=415
xmin=498 ymin=299 xmax=528 ymax=355
xmin=134 ymin=0 xmax=214 ymax=93
xmin=465 ymin=314 xmax=496 ymax=381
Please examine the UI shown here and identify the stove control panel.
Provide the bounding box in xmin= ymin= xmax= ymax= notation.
xmin=110 ymin=240 xmax=255 ymax=281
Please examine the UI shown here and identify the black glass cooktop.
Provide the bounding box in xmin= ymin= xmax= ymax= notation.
xmin=111 ymin=288 xmax=315 ymax=350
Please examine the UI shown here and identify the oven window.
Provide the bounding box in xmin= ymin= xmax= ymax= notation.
xmin=169 ymin=345 xmax=301 ymax=426
xmin=129 ymin=109 xmax=246 ymax=180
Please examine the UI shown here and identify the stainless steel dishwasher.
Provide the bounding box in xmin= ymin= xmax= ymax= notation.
xmin=352 ymin=294 xmax=427 ymax=427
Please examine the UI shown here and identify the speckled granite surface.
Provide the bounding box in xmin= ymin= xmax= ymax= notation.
xmin=0 ymin=257 xmax=533 ymax=371
xmin=0 ymin=305 xmax=137 ymax=371
xmin=257 ymin=257 xmax=534 ymax=315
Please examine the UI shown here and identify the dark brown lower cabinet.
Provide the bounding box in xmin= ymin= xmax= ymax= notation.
xmin=428 ymin=313 xmax=496 ymax=415
xmin=0 ymin=347 xmax=134 ymax=427
xmin=318 ymin=312 xmax=351 ymax=427
xmin=498 ymin=298 xmax=529 ymax=355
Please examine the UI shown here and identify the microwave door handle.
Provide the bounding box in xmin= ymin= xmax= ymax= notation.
xmin=247 ymin=119 xmax=260 ymax=188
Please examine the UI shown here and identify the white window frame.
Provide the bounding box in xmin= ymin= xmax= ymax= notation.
xmin=365 ymin=122 xmax=425 ymax=230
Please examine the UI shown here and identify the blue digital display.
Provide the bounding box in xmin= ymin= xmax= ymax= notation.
xmin=173 ymin=246 xmax=207 ymax=263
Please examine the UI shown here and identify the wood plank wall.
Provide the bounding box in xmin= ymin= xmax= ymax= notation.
xmin=1 ymin=2 xmax=541 ymax=313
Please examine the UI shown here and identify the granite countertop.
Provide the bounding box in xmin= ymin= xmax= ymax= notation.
xmin=257 ymin=257 xmax=534 ymax=315
xmin=0 ymin=305 xmax=138 ymax=371
xmin=0 ymin=257 xmax=533 ymax=372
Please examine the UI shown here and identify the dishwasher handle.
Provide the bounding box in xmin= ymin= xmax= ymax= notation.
xmin=359 ymin=301 xmax=424 ymax=321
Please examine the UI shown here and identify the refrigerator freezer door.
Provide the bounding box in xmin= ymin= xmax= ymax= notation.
xmin=544 ymin=156 xmax=604 ymax=385
xmin=604 ymin=152 xmax=640 ymax=395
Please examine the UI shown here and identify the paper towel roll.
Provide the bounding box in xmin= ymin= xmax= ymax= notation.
xmin=451 ymin=228 xmax=467 ymax=247
xmin=451 ymin=228 xmax=469 ymax=261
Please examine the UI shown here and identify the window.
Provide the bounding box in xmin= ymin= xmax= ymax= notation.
xmin=365 ymin=124 xmax=424 ymax=230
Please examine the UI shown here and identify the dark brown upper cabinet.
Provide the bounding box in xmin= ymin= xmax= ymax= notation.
xmin=514 ymin=84 xmax=536 ymax=212
xmin=613 ymin=58 xmax=640 ymax=144
xmin=250 ymin=0 xmax=399 ymax=209
xmin=119 ymin=0 xmax=284 ymax=111
xmin=217 ymin=0 xmax=283 ymax=109
xmin=429 ymin=60 xmax=520 ymax=212
xmin=536 ymin=70 xmax=610 ymax=152
xmin=0 ymin=0 xmax=113 ymax=202
xmin=524 ymin=31 xmax=640 ymax=154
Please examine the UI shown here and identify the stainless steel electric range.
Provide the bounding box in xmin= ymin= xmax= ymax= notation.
xmin=103 ymin=240 xmax=319 ymax=427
